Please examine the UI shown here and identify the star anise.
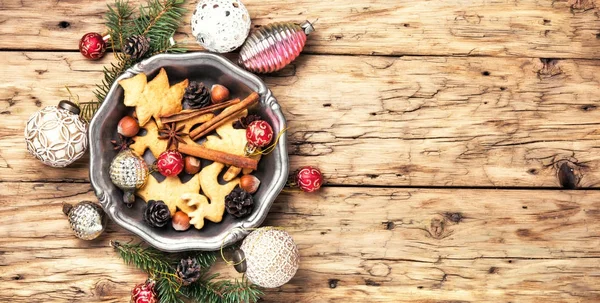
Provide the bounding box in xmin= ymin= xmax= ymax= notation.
xmin=111 ymin=135 xmax=134 ymax=151
xmin=159 ymin=123 xmax=187 ymax=149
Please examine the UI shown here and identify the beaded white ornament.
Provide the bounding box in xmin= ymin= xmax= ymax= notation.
xmin=191 ymin=0 xmax=251 ymax=53
xmin=24 ymin=101 xmax=88 ymax=167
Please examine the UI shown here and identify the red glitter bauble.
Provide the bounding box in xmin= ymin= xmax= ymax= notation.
xmin=79 ymin=32 xmax=107 ymax=60
xmin=131 ymin=280 xmax=157 ymax=303
xmin=246 ymin=120 xmax=274 ymax=148
xmin=156 ymin=150 xmax=184 ymax=177
xmin=296 ymin=166 xmax=323 ymax=193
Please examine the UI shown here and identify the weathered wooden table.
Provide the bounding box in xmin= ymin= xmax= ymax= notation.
xmin=2 ymin=0 xmax=600 ymax=302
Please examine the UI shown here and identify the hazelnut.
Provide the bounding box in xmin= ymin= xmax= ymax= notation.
xmin=184 ymin=156 xmax=201 ymax=175
xmin=117 ymin=116 xmax=139 ymax=137
xmin=240 ymin=175 xmax=260 ymax=194
xmin=211 ymin=84 xmax=230 ymax=104
xmin=172 ymin=211 xmax=191 ymax=231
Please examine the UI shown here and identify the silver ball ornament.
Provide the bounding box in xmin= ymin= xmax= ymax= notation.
xmin=109 ymin=149 xmax=149 ymax=204
xmin=234 ymin=227 xmax=299 ymax=288
xmin=191 ymin=0 xmax=251 ymax=53
xmin=62 ymin=201 xmax=107 ymax=240
xmin=24 ymin=100 xmax=88 ymax=167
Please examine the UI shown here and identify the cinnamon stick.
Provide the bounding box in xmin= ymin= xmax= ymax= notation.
xmin=160 ymin=98 xmax=241 ymax=124
xmin=190 ymin=92 xmax=260 ymax=140
xmin=178 ymin=144 xmax=258 ymax=170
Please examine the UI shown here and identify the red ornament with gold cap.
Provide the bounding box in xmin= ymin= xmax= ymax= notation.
xmin=131 ymin=279 xmax=157 ymax=303
xmin=245 ymin=120 xmax=273 ymax=154
xmin=296 ymin=166 xmax=323 ymax=193
xmin=156 ymin=150 xmax=184 ymax=177
xmin=79 ymin=32 xmax=107 ymax=60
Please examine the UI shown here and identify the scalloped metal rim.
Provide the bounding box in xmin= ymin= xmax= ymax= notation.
xmin=89 ymin=52 xmax=288 ymax=252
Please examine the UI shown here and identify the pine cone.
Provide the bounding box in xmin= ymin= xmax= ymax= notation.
xmin=183 ymin=81 xmax=211 ymax=109
xmin=225 ymin=186 xmax=254 ymax=218
xmin=143 ymin=200 xmax=170 ymax=228
xmin=123 ymin=35 xmax=150 ymax=60
xmin=176 ymin=257 xmax=202 ymax=286
xmin=233 ymin=114 xmax=261 ymax=129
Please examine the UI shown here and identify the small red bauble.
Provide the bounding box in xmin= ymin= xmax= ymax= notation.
xmin=79 ymin=32 xmax=107 ymax=60
xmin=246 ymin=120 xmax=274 ymax=148
xmin=156 ymin=150 xmax=184 ymax=177
xmin=131 ymin=279 xmax=157 ymax=303
xmin=296 ymin=166 xmax=323 ymax=193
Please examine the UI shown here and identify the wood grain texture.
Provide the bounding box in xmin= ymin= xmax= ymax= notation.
xmin=3 ymin=52 xmax=600 ymax=187
xmin=1 ymin=0 xmax=600 ymax=58
xmin=0 ymin=183 xmax=598 ymax=302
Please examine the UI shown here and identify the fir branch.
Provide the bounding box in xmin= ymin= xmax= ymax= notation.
xmin=84 ymin=0 xmax=187 ymax=121
xmin=110 ymin=240 xmax=174 ymax=275
xmin=105 ymin=0 xmax=134 ymax=50
xmin=111 ymin=241 xmax=263 ymax=303
xmin=157 ymin=277 xmax=184 ymax=303
xmin=132 ymin=0 xmax=187 ymax=54
xmin=192 ymin=250 xmax=217 ymax=269
xmin=180 ymin=275 xmax=263 ymax=303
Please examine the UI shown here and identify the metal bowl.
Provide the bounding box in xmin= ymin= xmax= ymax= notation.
xmin=89 ymin=52 xmax=288 ymax=252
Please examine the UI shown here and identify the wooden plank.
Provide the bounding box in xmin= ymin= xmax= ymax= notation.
xmin=3 ymin=52 xmax=600 ymax=187
xmin=0 ymin=183 xmax=599 ymax=302
xmin=1 ymin=0 xmax=600 ymax=58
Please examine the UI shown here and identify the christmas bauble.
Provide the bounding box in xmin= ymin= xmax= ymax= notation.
xmin=239 ymin=21 xmax=314 ymax=73
xmin=24 ymin=100 xmax=88 ymax=167
xmin=296 ymin=166 xmax=323 ymax=193
xmin=110 ymin=149 xmax=149 ymax=204
xmin=131 ymin=279 xmax=157 ymax=303
xmin=157 ymin=150 xmax=184 ymax=177
xmin=190 ymin=0 xmax=251 ymax=53
xmin=62 ymin=201 xmax=107 ymax=240
xmin=237 ymin=227 xmax=299 ymax=288
xmin=246 ymin=120 xmax=273 ymax=148
xmin=79 ymin=32 xmax=107 ymax=60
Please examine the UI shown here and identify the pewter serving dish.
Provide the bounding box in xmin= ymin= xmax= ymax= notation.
xmin=89 ymin=52 xmax=288 ymax=252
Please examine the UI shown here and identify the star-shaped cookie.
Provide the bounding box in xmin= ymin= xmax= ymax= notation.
xmin=136 ymin=173 xmax=203 ymax=215
xmin=119 ymin=68 xmax=188 ymax=127
xmin=185 ymin=162 xmax=240 ymax=229
xmin=131 ymin=113 xmax=214 ymax=159
xmin=203 ymin=109 xmax=261 ymax=180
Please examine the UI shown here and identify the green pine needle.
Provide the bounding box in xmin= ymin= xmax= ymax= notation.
xmin=82 ymin=0 xmax=187 ymax=122
xmin=110 ymin=241 xmax=262 ymax=303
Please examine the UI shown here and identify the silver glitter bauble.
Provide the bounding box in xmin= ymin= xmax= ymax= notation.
xmin=190 ymin=0 xmax=251 ymax=53
xmin=24 ymin=100 xmax=88 ymax=167
xmin=62 ymin=201 xmax=107 ymax=240
xmin=109 ymin=149 xmax=149 ymax=204
xmin=233 ymin=227 xmax=299 ymax=288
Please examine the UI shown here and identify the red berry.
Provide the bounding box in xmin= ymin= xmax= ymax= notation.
xmin=296 ymin=166 xmax=323 ymax=193
xmin=79 ymin=32 xmax=107 ymax=60
xmin=246 ymin=120 xmax=274 ymax=148
xmin=157 ymin=150 xmax=184 ymax=177
xmin=131 ymin=280 xmax=157 ymax=303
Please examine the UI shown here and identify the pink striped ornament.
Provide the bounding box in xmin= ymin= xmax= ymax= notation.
xmin=239 ymin=21 xmax=314 ymax=73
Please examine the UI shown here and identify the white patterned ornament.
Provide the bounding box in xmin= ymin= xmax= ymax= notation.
xmin=190 ymin=0 xmax=251 ymax=53
xmin=24 ymin=101 xmax=88 ymax=167
xmin=233 ymin=227 xmax=299 ymax=288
